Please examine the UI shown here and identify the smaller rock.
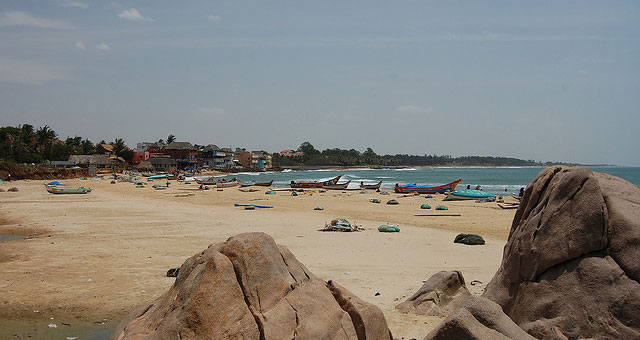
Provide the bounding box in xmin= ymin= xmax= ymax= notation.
xmin=454 ymin=234 xmax=485 ymax=245
xmin=396 ymin=271 xmax=470 ymax=316
xmin=386 ymin=199 xmax=399 ymax=205
xmin=314 ymin=206 xmax=324 ymax=210
xmin=166 ymin=267 xmax=180 ymax=277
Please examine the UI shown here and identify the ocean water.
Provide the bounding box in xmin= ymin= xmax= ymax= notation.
xmin=226 ymin=166 xmax=640 ymax=195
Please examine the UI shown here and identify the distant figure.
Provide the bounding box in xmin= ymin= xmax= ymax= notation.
xmin=466 ymin=184 xmax=471 ymax=189
xmin=361 ymin=181 xmax=364 ymax=186
xmin=166 ymin=181 xmax=170 ymax=188
xmin=395 ymin=183 xmax=399 ymax=187
xmin=519 ymin=187 xmax=525 ymax=198
xmin=199 ymin=184 xmax=204 ymax=190
xmin=7 ymin=173 xmax=10 ymax=182
xmin=505 ymin=188 xmax=508 ymax=192
xmin=475 ymin=185 xmax=482 ymax=190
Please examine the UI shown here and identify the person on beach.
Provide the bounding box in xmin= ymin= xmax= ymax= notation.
xmin=7 ymin=173 xmax=10 ymax=182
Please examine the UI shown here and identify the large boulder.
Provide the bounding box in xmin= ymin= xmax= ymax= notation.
xmin=423 ymin=296 xmax=537 ymax=340
xmin=111 ymin=232 xmax=392 ymax=340
xmin=483 ymin=166 xmax=640 ymax=339
xmin=395 ymin=271 xmax=470 ymax=316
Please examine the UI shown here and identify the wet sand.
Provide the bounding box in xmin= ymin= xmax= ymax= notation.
xmin=0 ymin=177 xmax=517 ymax=339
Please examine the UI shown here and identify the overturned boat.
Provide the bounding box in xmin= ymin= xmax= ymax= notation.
xmin=46 ymin=186 xmax=92 ymax=194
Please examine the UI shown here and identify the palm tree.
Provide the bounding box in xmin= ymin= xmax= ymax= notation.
xmin=111 ymin=138 xmax=127 ymax=157
xmin=36 ymin=125 xmax=57 ymax=160
xmin=166 ymin=134 xmax=176 ymax=144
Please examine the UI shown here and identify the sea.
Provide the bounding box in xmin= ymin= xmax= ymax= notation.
xmin=226 ymin=166 xmax=640 ymax=195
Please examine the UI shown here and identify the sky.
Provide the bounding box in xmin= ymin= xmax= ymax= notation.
xmin=1 ymin=1 xmax=639 ymax=166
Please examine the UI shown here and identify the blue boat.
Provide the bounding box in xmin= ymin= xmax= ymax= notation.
xmin=443 ymin=189 xmax=496 ymax=201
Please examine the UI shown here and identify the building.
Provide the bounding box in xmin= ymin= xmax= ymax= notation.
xmin=68 ymin=155 xmax=123 ymax=170
xmin=234 ymin=148 xmax=272 ymax=170
xmin=199 ymin=144 xmax=234 ymax=170
xmin=279 ymin=149 xmax=304 ymax=157
xmin=136 ymin=142 xmax=164 ymax=156
xmin=148 ymin=155 xmax=178 ymax=172
xmin=163 ymin=142 xmax=198 ymax=170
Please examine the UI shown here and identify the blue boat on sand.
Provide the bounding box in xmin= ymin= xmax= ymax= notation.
xmin=443 ymin=189 xmax=496 ymax=201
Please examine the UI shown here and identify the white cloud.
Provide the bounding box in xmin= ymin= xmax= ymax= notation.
xmin=578 ymin=69 xmax=588 ymax=75
xmin=394 ymin=105 xmax=435 ymax=115
xmin=0 ymin=11 xmax=73 ymax=29
xmin=75 ymin=41 xmax=86 ymax=50
xmin=61 ymin=1 xmax=88 ymax=8
xmin=195 ymin=107 xmax=226 ymax=117
xmin=117 ymin=8 xmax=154 ymax=22
xmin=207 ymin=14 xmax=221 ymax=22
xmin=0 ymin=58 xmax=66 ymax=85
xmin=96 ymin=43 xmax=110 ymax=51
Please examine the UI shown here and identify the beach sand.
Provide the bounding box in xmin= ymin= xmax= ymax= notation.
xmin=0 ymin=177 xmax=518 ymax=339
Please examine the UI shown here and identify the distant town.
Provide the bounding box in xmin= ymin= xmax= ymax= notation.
xmin=1 ymin=124 xmax=565 ymax=175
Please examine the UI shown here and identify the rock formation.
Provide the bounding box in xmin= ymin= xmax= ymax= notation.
xmin=111 ymin=232 xmax=392 ymax=340
xmin=483 ymin=166 xmax=640 ymax=339
xmin=423 ymin=296 xmax=537 ymax=340
xmin=395 ymin=271 xmax=470 ymax=316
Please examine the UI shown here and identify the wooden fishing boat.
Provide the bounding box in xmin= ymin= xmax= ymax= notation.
xmin=290 ymin=175 xmax=341 ymax=188
xmin=254 ymin=180 xmax=273 ymax=187
xmin=323 ymin=180 xmax=352 ymax=190
xmin=360 ymin=180 xmax=382 ymax=190
xmin=217 ymin=181 xmax=240 ymax=188
xmin=46 ymin=186 xmax=92 ymax=194
xmin=443 ymin=189 xmax=496 ymax=201
xmin=240 ymin=180 xmax=273 ymax=187
xmin=394 ymin=179 xmax=461 ymax=194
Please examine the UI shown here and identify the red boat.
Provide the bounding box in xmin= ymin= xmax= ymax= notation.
xmin=393 ymin=179 xmax=462 ymax=194
xmin=290 ymin=175 xmax=341 ymax=188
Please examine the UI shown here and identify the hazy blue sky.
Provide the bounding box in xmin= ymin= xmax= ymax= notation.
xmin=1 ymin=1 xmax=639 ymax=165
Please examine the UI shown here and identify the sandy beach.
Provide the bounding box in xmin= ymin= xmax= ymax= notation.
xmin=0 ymin=177 xmax=518 ymax=339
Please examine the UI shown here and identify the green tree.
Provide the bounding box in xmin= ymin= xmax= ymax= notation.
xmin=81 ymin=138 xmax=95 ymax=154
xmin=166 ymin=134 xmax=176 ymax=144
xmin=35 ymin=125 xmax=57 ymax=160
xmin=297 ymin=141 xmax=319 ymax=157
xmin=110 ymin=138 xmax=127 ymax=157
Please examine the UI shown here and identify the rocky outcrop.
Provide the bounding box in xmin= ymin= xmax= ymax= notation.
xmin=395 ymin=271 xmax=470 ymax=316
xmin=423 ymin=296 xmax=537 ymax=340
xmin=111 ymin=232 xmax=392 ymax=340
xmin=483 ymin=166 xmax=640 ymax=339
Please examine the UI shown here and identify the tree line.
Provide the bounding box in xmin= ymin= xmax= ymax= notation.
xmin=271 ymin=142 xmax=543 ymax=167
xmin=0 ymin=124 xmax=137 ymax=164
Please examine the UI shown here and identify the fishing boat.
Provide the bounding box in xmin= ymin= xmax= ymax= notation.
xmin=323 ymin=180 xmax=352 ymax=190
xmin=290 ymin=175 xmax=341 ymax=188
xmin=196 ymin=177 xmax=218 ymax=185
xmin=46 ymin=186 xmax=92 ymax=194
xmin=147 ymin=174 xmax=175 ymax=181
xmin=254 ymin=180 xmax=273 ymax=187
xmin=394 ymin=179 xmax=461 ymax=194
xmin=443 ymin=189 xmax=496 ymax=201
xmin=217 ymin=181 xmax=240 ymax=188
xmin=239 ymin=180 xmax=273 ymax=187
xmin=360 ymin=180 xmax=382 ymax=190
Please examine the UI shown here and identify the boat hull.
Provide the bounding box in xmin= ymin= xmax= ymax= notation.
xmin=360 ymin=181 xmax=382 ymax=190
xmin=290 ymin=175 xmax=341 ymax=188
xmin=323 ymin=180 xmax=352 ymax=190
xmin=217 ymin=181 xmax=240 ymax=188
xmin=443 ymin=189 xmax=496 ymax=201
xmin=46 ymin=186 xmax=91 ymax=194
xmin=394 ymin=179 xmax=461 ymax=194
